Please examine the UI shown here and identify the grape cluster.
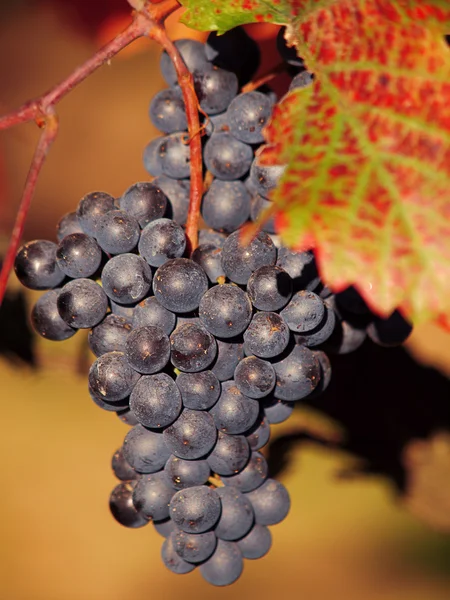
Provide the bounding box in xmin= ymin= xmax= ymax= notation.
xmin=13 ymin=28 xmax=412 ymax=587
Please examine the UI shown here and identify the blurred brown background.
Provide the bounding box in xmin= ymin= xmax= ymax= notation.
xmin=0 ymin=2 xmax=450 ymax=599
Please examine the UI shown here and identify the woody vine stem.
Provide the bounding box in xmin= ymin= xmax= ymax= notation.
xmin=0 ymin=0 xmax=203 ymax=307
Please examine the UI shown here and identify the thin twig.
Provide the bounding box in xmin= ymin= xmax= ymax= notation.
xmin=241 ymin=62 xmax=287 ymax=94
xmin=0 ymin=113 xmax=59 ymax=301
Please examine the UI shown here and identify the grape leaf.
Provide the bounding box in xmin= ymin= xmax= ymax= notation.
xmin=376 ymin=0 xmax=450 ymax=33
xmin=257 ymin=1 xmax=450 ymax=322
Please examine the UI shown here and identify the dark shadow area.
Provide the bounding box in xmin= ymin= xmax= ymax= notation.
xmin=0 ymin=288 xmax=36 ymax=366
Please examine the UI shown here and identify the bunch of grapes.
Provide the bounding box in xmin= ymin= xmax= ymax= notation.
xmin=13 ymin=28 xmax=412 ymax=586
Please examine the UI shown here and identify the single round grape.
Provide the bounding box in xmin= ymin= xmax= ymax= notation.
xmin=193 ymin=66 xmax=239 ymax=114
xmin=109 ymin=482 xmax=149 ymax=528
xmin=163 ymin=408 xmax=217 ymax=460
xmin=249 ymin=160 xmax=285 ymax=197
xmin=57 ymin=278 xmax=108 ymax=329
xmin=76 ymin=191 xmax=116 ymax=237
xmin=143 ymin=138 xmax=163 ymax=177
xmin=204 ymin=132 xmax=253 ymax=181
xmin=310 ymin=350 xmax=332 ymax=396
xmin=247 ymin=265 xmax=292 ymax=311
xmin=245 ymin=478 xmax=290 ymax=525
xmin=214 ymin=487 xmax=254 ymax=541
xmin=237 ymin=524 xmax=272 ymax=559
xmin=228 ymin=91 xmax=272 ymax=144
xmin=198 ymin=228 xmax=228 ymax=248
xmin=56 ymin=233 xmax=102 ymax=279
xmin=245 ymin=417 xmax=271 ymax=451
xmin=110 ymin=300 xmax=136 ymax=319
xmin=152 ymin=258 xmax=208 ymax=313
xmin=152 ymin=175 xmax=190 ymax=226
xmin=160 ymin=39 xmax=211 ymax=86
xmin=200 ymin=540 xmax=243 ymax=587
xmin=154 ymin=518 xmax=176 ymax=538
xmin=161 ymin=535 xmax=196 ymax=575
xmin=138 ymin=218 xmax=186 ymax=268
xmin=101 ymin=253 xmax=152 ymax=305
xmin=192 ymin=243 xmax=225 ymax=283
xmin=31 ymin=289 xmax=76 ymax=341
xmin=281 ymin=290 xmax=325 ymax=333
xmin=132 ymin=471 xmax=175 ymax=521
xmin=112 ymin=447 xmax=138 ymax=481
xmin=243 ymin=312 xmax=290 ymax=358
xmin=89 ymin=351 xmax=140 ymax=402
xmin=211 ymin=338 xmax=244 ymax=381
xmin=15 ymin=240 xmax=65 ymax=290
xmin=116 ymin=407 xmax=140 ymax=427
xmin=172 ymin=530 xmax=217 ymax=564
xmin=290 ymin=71 xmax=314 ymax=90
xmin=149 ymin=87 xmax=187 ymax=133
xmin=205 ymin=28 xmax=260 ymax=86
xmin=199 ymin=284 xmax=252 ymax=339
xmin=88 ymin=314 xmax=132 ymax=357
xmin=123 ymin=424 xmax=171 ymax=474
xmin=204 ymin=111 xmax=230 ymax=136
xmin=89 ymin=385 xmax=129 ymax=413
xmin=222 ymin=451 xmax=268 ymax=492
xmin=294 ymin=303 xmax=336 ymax=347
xmin=326 ymin=319 xmax=366 ymax=354
xmin=366 ymin=311 xmax=412 ymax=347
xmin=207 ymin=431 xmax=250 ymax=476
xmin=234 ymin=356 xmax=276 ymax=399
xmin=176 ymin=370 xmax=220 ymax=410
xmin=125 ymin=325 xmax=170 ymax=374
xmin=250 ymin=194 xmax=276 ymax=233
xmin=164 ymin=455 xmax=211 ymax=490
xmin=272 ymin=344 xmax=321 ymax=401
xmin=221 ymin=230 xmax=277 ymax=285
xmin=210 ymin=380 xmax=259 ymax=435
xmin=276 ymin=247 xmax=320 ymax=291
xmin=95 ymin=210 xmax=140 ymax=255
xmin=56 ymin=211 xmax=83 ymax=241
xmin=202 ymin=179 xmax=251 ymax=233
xmin=119 ymin=181 xmax=168 ymax=228
xmin=158 ymin=132 xmax=191 ymax=179
xmin=170 ymin=322 xmax=217 ymax=373
xmin=132 ymin=296 xmax=176 ymax=335
xmin=262 ymin=396 xmax=294 ymax=424
xmin=169 ymin=486 xmax=221 ymax=534
xmin=130 ymin=373 xmax=182 ymax=429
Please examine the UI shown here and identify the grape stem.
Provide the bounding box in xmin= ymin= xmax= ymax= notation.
xmin=0 ymin=0 xmax=205 ymax=305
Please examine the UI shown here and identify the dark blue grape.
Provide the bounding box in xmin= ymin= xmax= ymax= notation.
xmin=281 ymin=290 xmax=325 ymax=333
xmin=247 ymin=265 xmax=292 ymax=311
xmin=262 ymin=396 xmax=293 ymax=424
xmin=234 ymin=356 xmax=275 ymax=399
xmin=163 ymin=408 xmax=217 ymax=460
xmin=198 ymin=228 xmax=228 ymax=248
xmin=243 ymin=312 xmax=290 ymax=358
xmin=245 ymin=417 xmax=270 ymax=451
xmin=326 ymin=319 xmax=366 ymax=354
xmin=57 ymin=279 xmax=108 ymax=328
xmin=221 ymin=230 xmax=277 ymax=285
xmin=164 ymin=455 xmax=211 ymax=490
xmin=110 ymin=300 xmax=136 ymax=319
xmin=95 ymin=210 xmax=140 ymax=255
xmin=204 ymin=111 xmax=230 ymax=136
xmin=89 ymin=384 xmax=129 ymax=413
xmin=170 ymin=322 xmax=217 ymax=372
xmin=199 ymin=284 xmax=252 ymax=339
xmin=192 ymin=244 xmax=225 ymax=283
xmin=207 ymin=431 xmax=250 ymax=476
xmin=31 ymin=289 xmax=76 ymax=341
xmin=130 ymin=373 xmax=181 ymax=428
xmin=76 ymin=191 xmax=116 ymax=237
xmin=250 ymin=194 xmax=276 ymax=233
xmin=272 ymin=344 xmax=320 ymax=401
xmin=143 ymin=138 xmax=163 ymax=177
xmin=193 ymin=67 xmax=238 ymax=114
xmin=132 ymin=471 xmax=175 ymax=521
xmin=154 ymin=517 xmax=176 ymax=538
xmin=245 ymin=478 xmax=290 ymax=525
xmin=158 ymin=133 xmax=191 ymax=179
xmin=153 ymin=175 xmax=190 ymax=226
xmin=366 ymin=310 xmax=412 ymax=347
xmin=237 ymin=524 xmax=271 ymax=559
xmin=204 ymin=133 xmax=253 ymax=181
xmin=125 ymin=325 xmax=170 ymax=374
xmin=89 ymin=351 xmax=140 ymax=402
xmin=172 ymin=530 xmax=217 ymax=564
xmin=153 ymin=258 xmax=208 ymax=313
xmin=119 ymin=181 xmax=167 ymax=228
xmin=249 ymin=160 xmax=285 ymax=197
xmin=310 ymin=350 xmax=332 ymax=396
xmin=211 ymin=338 xmax=244 ymax=382
xmin=176 ymin=370 xmax=220 ymax=410
xmin=228 ymin=91 xmax=272 ymax=144
xmin=116 ymin=407 xmax=140 ymax=427
xmin=222 ymin=451 xmax=268 ymax=493
xmin=101 ymin=254 xmax=152 ymax=305
xmin=205 ymin=28 xmax=260 ymax=86
xmin=15 ymin=240 xmax=64 ymax=290
xmin=138 ymin=218 xmax=186 ymax=267
xmin=294 ymin=303 xmax=336 ymax=347
xmin=215 ymin=487 xmax=254 ymax=541
xmin=276 ymin=247 xmax=320 ymax=292
xmin=202 ymin=179 xmax=251 ymax=233
xmin=161 ymin=535 xmax=196 ymax=574
xmin=200 ymin=540 xmax=243 ymax=587
xmin=169 ymin=485 xmax=221 ymax=534
xmin=56 ymin=211 xmax=83 ymax=241
xmin=88 ymin=314 xmax=132 ymax=356
xmin=132 ymin=296 xmax=176 ymax=335
xmin=160 ymin=39 xmax=211 ymax=86
xmin=290 ymin=71 xmax=314 ymax=90
xmin=123 ymin=424 xmax=171 ymax=474
xmin=210 ymin=380 xmax=259 ymax=435
xmin=149 ymin=87 xmax=187 ymax=133
xmin=109 ymin=482 xmax=149 ymax=528
xmin=56 ymin=233 xmax=102 ymax=278
xmin=112 ymin=447 xmax=138 ymax=481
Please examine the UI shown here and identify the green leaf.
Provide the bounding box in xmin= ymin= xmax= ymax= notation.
xmin=376 ymin=0 xmax=450 ymax=34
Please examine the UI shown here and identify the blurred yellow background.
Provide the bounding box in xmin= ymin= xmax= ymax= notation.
xmin=0 ymin=3 xmax=449 ymax=599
